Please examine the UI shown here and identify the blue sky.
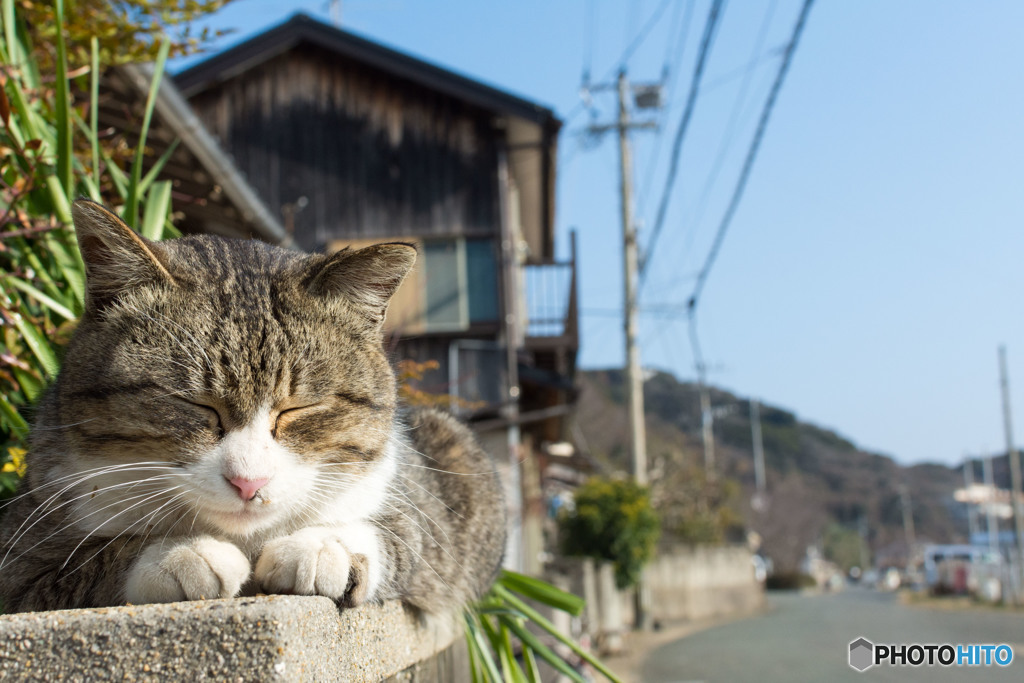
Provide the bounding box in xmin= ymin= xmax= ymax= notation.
xmin=177 ymin=1 xmax=1024 ymax=466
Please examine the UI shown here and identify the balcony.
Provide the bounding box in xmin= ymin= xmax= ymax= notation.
xmin=524 ymin=232 xmax=578 ymax=352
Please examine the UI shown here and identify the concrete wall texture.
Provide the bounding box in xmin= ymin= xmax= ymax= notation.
xmin=645 ymin=546 xmax=765 ymax=623
xmin=551 ymin=545 xmax=764 ymax=653
xmin=0 ymin=596 xmax=458 ymax=682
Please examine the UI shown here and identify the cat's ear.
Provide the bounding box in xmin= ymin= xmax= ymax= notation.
xmin=306 ymin=242 xmax=417 ymax=330
xmin=72 ymin=199 xmax=176 ymax=312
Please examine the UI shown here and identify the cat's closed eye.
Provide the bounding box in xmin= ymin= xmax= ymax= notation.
xmin=272 ymin=403 xmax=321 ymax=437
xmin=177 ymin=399 xmax=225 ymax=438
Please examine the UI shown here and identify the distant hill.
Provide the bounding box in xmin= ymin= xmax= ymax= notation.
xmin=575 ymin=369 xmax=973 ymax=572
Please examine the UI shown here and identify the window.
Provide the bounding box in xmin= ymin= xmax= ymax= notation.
xmin=328 ymin=236 xmax=500 ymax=334
xmin=422 ymin=237 xmax=499 ymax=330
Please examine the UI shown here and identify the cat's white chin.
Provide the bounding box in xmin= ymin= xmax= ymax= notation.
xmin=203 ymin=504 xmax=285 ymax=537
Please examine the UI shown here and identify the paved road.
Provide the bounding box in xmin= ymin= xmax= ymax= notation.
xmin=642 ymin=588 xmax=1024 ymax=682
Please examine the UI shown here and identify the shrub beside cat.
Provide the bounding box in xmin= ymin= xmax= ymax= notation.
xmin=0 ymin=200 xmax=505 ymax=616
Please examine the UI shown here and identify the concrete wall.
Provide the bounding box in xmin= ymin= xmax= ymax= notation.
xmin=548 ymin=545 xmax=764 ymax=653
xmin=645 ymin=545 xmax=764 ymax=623
xmin=0 ymin=596 xmax=462 ymax=681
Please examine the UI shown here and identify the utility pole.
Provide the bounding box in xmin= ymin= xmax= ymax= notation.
xmin=963 ymin=457 xmax=978 ymax=541
xmin=700 ymin=383 xmax=715 ymax=473
xmin=617 ymin=70 xmax=647 ymax=487
xmin=998 ymin=345 xmax=1024 ymax=600
xmin=857 ymin=515 xmax=870 ymax=574
xmin=899 ymin=484 xmax=916 ymax=569
xmin=688 ymin=315 xmax=716 ymax=474
xmin=750 ymin=398 xmax=766 ymax=510
xmin=983 ymin=451 xmax=1000 ymax=552
xmin=586 ymin=69 xmax=660 ymax=631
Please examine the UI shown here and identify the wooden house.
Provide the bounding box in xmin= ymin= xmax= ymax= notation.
xmin=163 ymin=14 xmax=578 ymax=572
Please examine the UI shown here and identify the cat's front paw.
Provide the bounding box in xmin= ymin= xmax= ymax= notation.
xmin=125 ymin=537 xmax=250 ymax=604
xmin=254 ymin=524 xmax=381 ymax=606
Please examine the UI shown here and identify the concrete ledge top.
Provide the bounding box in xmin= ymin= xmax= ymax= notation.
xmin=0 ymin=596 xmax=459 ymax=682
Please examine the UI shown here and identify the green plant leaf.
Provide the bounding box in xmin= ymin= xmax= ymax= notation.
xmin=53 ymin=0 xmax=72 ymax=199
xmin=140 ymin=180 xmax=173 ymax=240
xmin=138 ymin=139 xmax=180 ymax=197
xmin=90 ymin=36 xmax=100 ymax=190
xmin=492 ymin=585 xmax=623 ymax=683
xmin=4 ymin=276 xmax=76 ymax=321
xmin=0 ymin=395 xmax=29 ymax=440
xmin=42 ymin=231 xmax=84 ymax=307
xmin=10 ymin=366 xmax=42 ymax=404
xmin=465 ymin=611 xmax=502 ymax=683
xmin=124 ymin=38 xmax=170 ymax=228
xmin=2 ymin=0 xmax=19 ymax=70
xmin=498 ymin=570 xmax=585 ymax=616
xmin=498 ymin=613 xmax=585 ymax=683
xmin=6 ymin=292 xmax=60 ymax=380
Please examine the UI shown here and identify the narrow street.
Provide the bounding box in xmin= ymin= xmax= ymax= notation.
xmin=642 ymin=588 xmax=1024 ymax=682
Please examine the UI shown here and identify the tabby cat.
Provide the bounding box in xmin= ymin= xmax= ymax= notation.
xmin=0 ymin=199 xmax=505 ymax=615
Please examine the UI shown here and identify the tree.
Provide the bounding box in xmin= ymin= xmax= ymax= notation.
xmin=559 ymin=477 xmax=660 ymax=589
xmin=19 ymin=0 xmax=234 ymax=72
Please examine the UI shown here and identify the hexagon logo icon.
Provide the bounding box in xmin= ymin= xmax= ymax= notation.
xmin=849 ymin=637 xmax=874 ymax=672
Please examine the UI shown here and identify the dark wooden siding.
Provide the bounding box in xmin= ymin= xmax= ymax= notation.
xmin=184 ymin=45 xmax=502 ymax=251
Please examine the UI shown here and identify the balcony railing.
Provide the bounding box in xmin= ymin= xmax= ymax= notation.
xmin=524 ymin=231 xmax=578 ymax=346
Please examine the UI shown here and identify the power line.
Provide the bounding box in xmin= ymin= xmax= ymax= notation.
xmin=684 ymin=0 xmax=814 ymax=473
xmin=662 ymin=0 xmax=691 ymax=81
xmin=637 ymin=0 xmax=696 ymax=217
xmin=566 ymin=0 xmax=676 ymax=125
xmin=687 ymin=0 xmax=815 ymax=314
xmin=612 ymin=0 xmax=675 ymax=79
xmin=675 ymin=0 xmax=780 ymax=273
xmin=638 ymin=0 xmax=727 ymax=289
xmin=582 ymin=0 xmax=596 ymax=87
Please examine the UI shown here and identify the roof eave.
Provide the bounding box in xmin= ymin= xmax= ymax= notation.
xmin=175 ymin=13 xmax=559 ymax=127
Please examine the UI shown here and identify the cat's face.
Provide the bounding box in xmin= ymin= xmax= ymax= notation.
xmin=40 ymin=201 xmax=415 ymax=541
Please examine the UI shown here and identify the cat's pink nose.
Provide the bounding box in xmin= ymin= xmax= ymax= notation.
xmin=228 ymin=477 xmax=269 ymax=501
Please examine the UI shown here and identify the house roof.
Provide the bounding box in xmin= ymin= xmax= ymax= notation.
xmin=103 ymin=65 xmax=290 ymax=245
xmin=175 ymin=13 xmax=559 ymax=128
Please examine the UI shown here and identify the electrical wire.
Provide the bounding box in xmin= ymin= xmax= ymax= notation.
xmin=687 ymin=0 xmax=815 ymax=315
xmin=674 ymin=0 xmax=780 ymax=275
xmin=565 ymin=0 xmax=676 ymax=125
xmin=637 ymin=0 xmax=727 ymax=289
xmin=582 ymin=0 xmax=596 ymax=87
xmin=637 ymin=0 xmax=696 ymax=217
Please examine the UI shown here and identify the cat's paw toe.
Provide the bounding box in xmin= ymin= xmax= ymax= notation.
xmin=255 ymin=526 xmax=378 ymax=604
xmin=126 ymin=537 xmax=250 ymax=604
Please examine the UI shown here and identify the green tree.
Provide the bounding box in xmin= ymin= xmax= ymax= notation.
xmin=559 ymin=477 xmax=660 ymax=589
xmin=20 ymin=0 xmax=234 ymax=71
xmin=822 ymin=522 xmax=866 ymax=572
xmin=653 ymin=464 xmax=744 ymax=545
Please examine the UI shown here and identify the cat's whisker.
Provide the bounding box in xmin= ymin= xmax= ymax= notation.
xmin=391 ymin=471 xmax=466 ymax=520
xmin=373 ymin=522 xmax=455 ymax=597
xmin=72 ymin=491 xmax=191 ymax=577
xmin=0 ymin=461 xmax=177 ymax=509
xmin=29 ymin=417 xmax=99 ymax=432
xmin=116 ymin=495 xmax=194 ymax=568
xmin=60 ymin=487 xmax=184 ymax=571
xmin=395 ymin=461 xmax=498 ymax=477
xmin=378 ymin=498 xmax=462 ymax=570
xmin=2 ymin=471 xmax=181 ymax=565
xmin=6 ymin=467 xmax=178 ymax=530
xmin=2 ymin=485 xmax=184 ymax=572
